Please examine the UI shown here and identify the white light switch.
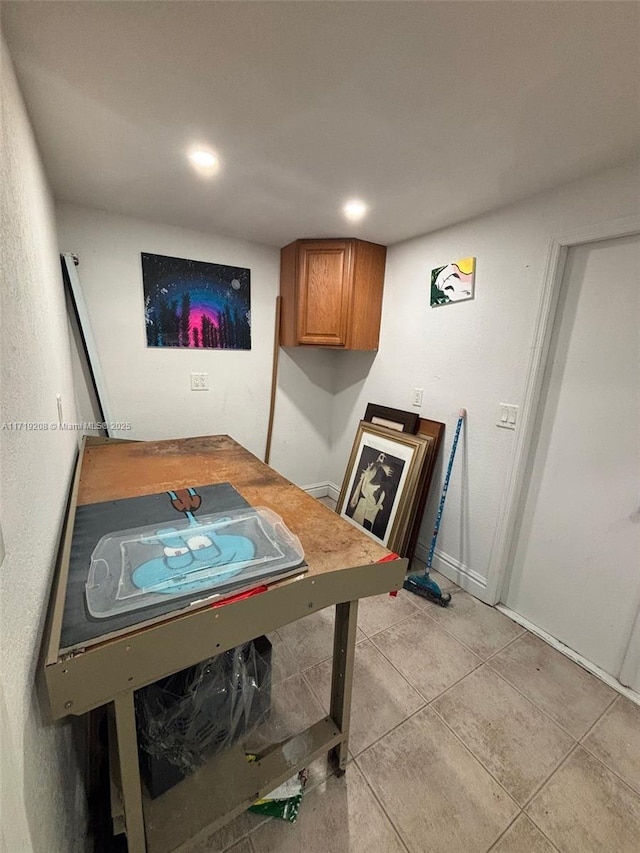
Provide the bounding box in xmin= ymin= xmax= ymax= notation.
xmin=496 ymin=403 xmax=519 ymax=430
xmin=191 ymin=372 xmax=209 ymax=391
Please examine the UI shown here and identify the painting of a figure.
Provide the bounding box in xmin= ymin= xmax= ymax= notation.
xmin=430 ymin=256 xmax=476 ymax=306
xmin=142 ymin=252 xmax=251 ymax=349
xmin=344 ymin=447 xmax=405 ymax=542
xmin=338 ymin=421 xmax=433 ymax=552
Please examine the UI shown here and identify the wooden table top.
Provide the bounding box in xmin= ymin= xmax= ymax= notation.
xmin=78 ymin=435 xmax=390 ymax=578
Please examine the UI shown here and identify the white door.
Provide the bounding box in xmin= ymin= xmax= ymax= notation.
xmin=505 ymin=234 xmax=640 ymax=687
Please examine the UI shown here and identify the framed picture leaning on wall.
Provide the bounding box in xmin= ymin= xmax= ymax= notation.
xmin=363 ymin=403 xmax=420 ymax=434
xmin=337 ymin=421 xmax=433 ymax=553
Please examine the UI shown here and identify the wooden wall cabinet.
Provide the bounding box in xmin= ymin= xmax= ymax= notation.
xmin=279 ymin=238 xmax=387 ymax=350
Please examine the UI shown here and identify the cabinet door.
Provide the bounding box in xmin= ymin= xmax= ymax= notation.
xmin=297 ymin=241 xmax=352 ymax=346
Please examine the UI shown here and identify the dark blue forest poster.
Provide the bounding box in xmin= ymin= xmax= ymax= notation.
xmin=142 ymin=252 xmax=251 ymax=349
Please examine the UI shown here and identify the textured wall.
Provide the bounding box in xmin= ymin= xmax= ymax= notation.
xmin=55 ymin=203 xmax=335 ymax=487
xmin=0 ymin=45 xmax=86 ymax=853
xmin=329 ymin=159 xmax=640 ymax=598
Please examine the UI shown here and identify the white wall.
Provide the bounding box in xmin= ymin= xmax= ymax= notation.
xmin=57 ymin=161 xmax=640 ymax=602
xmin=0 ymin=45 xmax=86 ymax=853
xmin=329 ymin=159 xmax=640 ymax=599
xmin=55 ymin=204 xmax=334 ymax=488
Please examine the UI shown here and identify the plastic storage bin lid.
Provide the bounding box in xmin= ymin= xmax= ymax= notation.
xmin=85 ymin=506 xmax=304 ymax=618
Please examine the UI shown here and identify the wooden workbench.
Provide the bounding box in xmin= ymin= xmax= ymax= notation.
xmin=43 ymin=435 xmax=407 ymax=853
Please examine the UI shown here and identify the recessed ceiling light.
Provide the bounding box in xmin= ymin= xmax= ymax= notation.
xmin=187 ymin=148 xmax=220 ymax=175
xmin=343 ymin=199 xmax=368 ymax=221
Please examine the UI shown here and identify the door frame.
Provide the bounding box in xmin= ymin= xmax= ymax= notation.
xmin=484 ymin=214 xmax=640 ymax=606
xmin=619 ymin=605 xmax=640 ymax=692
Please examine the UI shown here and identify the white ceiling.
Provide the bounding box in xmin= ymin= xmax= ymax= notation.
xmin=3 ymin=1 xmax=639 ymax=248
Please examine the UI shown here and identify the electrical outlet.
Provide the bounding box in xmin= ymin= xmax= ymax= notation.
xmin=496 ymin=403 xmax=519 ymax=429
xmin=412 ymin=387 xmax=423 ymax=407
xmin=190 ymin=372 xmax=209 ymax=391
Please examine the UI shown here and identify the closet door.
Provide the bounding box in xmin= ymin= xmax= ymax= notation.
xmin=505 ymin=234 xmax=640 ymax=683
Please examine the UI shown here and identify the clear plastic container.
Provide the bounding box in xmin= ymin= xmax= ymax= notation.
xmin=85 ymin=507 xmax=304 ymax=619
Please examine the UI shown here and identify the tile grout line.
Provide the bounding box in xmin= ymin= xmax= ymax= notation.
xmin=300 ymin=668 xmax=331 ymax=719
xmin=302 ymin=595 xmax=524 ymax=695
xmin=300 ymin=663 xmax=428 ymax=773
xmin=518 ymin=741 xmax=581 ymax=812
xmin=295 ymin=633 xmax=366 ymax=677
xmin=360 ymin=606 xmax=426 ymax=642
xmin=217 ymin=677 xmax=626 ymax=852
xmin=512 ymin=813 xmax=564 ymax=853
xmin=300 ymin=640 xmax=430 ymax=761
xmin=484 ymin=811 xmax=523 ymax=853
xmin=206 ymin=610 xmax=627 ymax=852
xmin=579 ymin=692 xmax=619 ymax=742
xmin=522 ymin=744 xmax=586 ymax=851
xmin=367 ymin=631 xmax=455 ymax=705
xmin=359 ymin=613 xmax=532 ymax=742
xmin=483 ymin=662 xmax=582 ymax=742
xmin=367 ymin=604 xmax=524 ymax=696
xmin=354 ymin=702 xmax=429 ymax=762
xmin=409 ymin=596 xmax=528 ymax=660
xmin=300 ymin=637 xmax=426 ymax=719
xmin=425 ymin=656 xmax=582 ymax=815
xmin=214 ymin=630 xmax=615 ymax=852
xmin=578 ymin=694 xmax=640 ymax=800
xmin=483 ymin=643 xmax=619 ymax=744
xmin=423 ymin=656 xmax=486 ymax=705
xmin=523 ymin=742 xmax=581 ymax=816
xmin=416 ymin=631 xmax=528 ymax=709
xmin=578 ymin=741 xmax=640 ymax=801
xmin=357 ymin=582 xmax=461 ymax=642
xmin=425 ymin=669 xmax=578 ymax=812
xmin=428 ymin=702 xmax=521 ymax=809
xmin=355 ymin=760 xmax=412 ymax=853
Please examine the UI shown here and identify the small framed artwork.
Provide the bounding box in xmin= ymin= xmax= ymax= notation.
xmin=363 ymin=403 xmax=420 ymax=434
xmin=430 ymin=256 xmax=475 ymax=306
xmin=337 ymin=421 xmax=433 ymax=552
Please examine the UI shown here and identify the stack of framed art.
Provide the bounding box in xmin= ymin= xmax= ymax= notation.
xmin=336 ymin=404 xmax=444 ymax=561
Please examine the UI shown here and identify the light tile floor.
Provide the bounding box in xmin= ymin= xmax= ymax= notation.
xmin=179 ymin=499 xmax=640 ymax=853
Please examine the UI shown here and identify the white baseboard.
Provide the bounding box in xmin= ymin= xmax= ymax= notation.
xmin=496 ymin=605 xmax=640 ymax=707
xmin=302 ymin=481 xmax=340 ymax=501
xmin=413 ymin=541 xmax=490 ymax=602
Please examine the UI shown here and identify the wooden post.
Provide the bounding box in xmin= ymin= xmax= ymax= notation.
xmin=264 ymin=295 xmax=282 ymax=465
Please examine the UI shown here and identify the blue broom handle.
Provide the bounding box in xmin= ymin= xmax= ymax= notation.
xmin=426 ymin=409 xmax=466 ymax=570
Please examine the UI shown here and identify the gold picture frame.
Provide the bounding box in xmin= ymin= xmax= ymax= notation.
xmin=337 ymin=421 xmax=434 ymax=553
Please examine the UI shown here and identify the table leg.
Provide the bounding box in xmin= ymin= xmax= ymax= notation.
xmin=329 ymin=600 xmax=358 ymax=773
xmin=113 ymin=691 xmax=146 ymax=852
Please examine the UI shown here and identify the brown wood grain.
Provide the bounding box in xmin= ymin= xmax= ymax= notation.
xmin=279 ymin=241 xmax=298 ymax=347
xmin=349 ymin=239 xmax=386 ymax=350
xmin=77 ymin=435 xmax=390 ymax=577
xmin=278 ymin=238 xmax=385 ymax=350
xmin=297 ymin=240 xmax=351 ymax=346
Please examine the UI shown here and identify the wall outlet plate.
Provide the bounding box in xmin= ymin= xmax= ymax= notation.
xmin=412 ymin=387 xmax=423 ymax=407
xmin=190 ymin=372 xmax=209 ymax=391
